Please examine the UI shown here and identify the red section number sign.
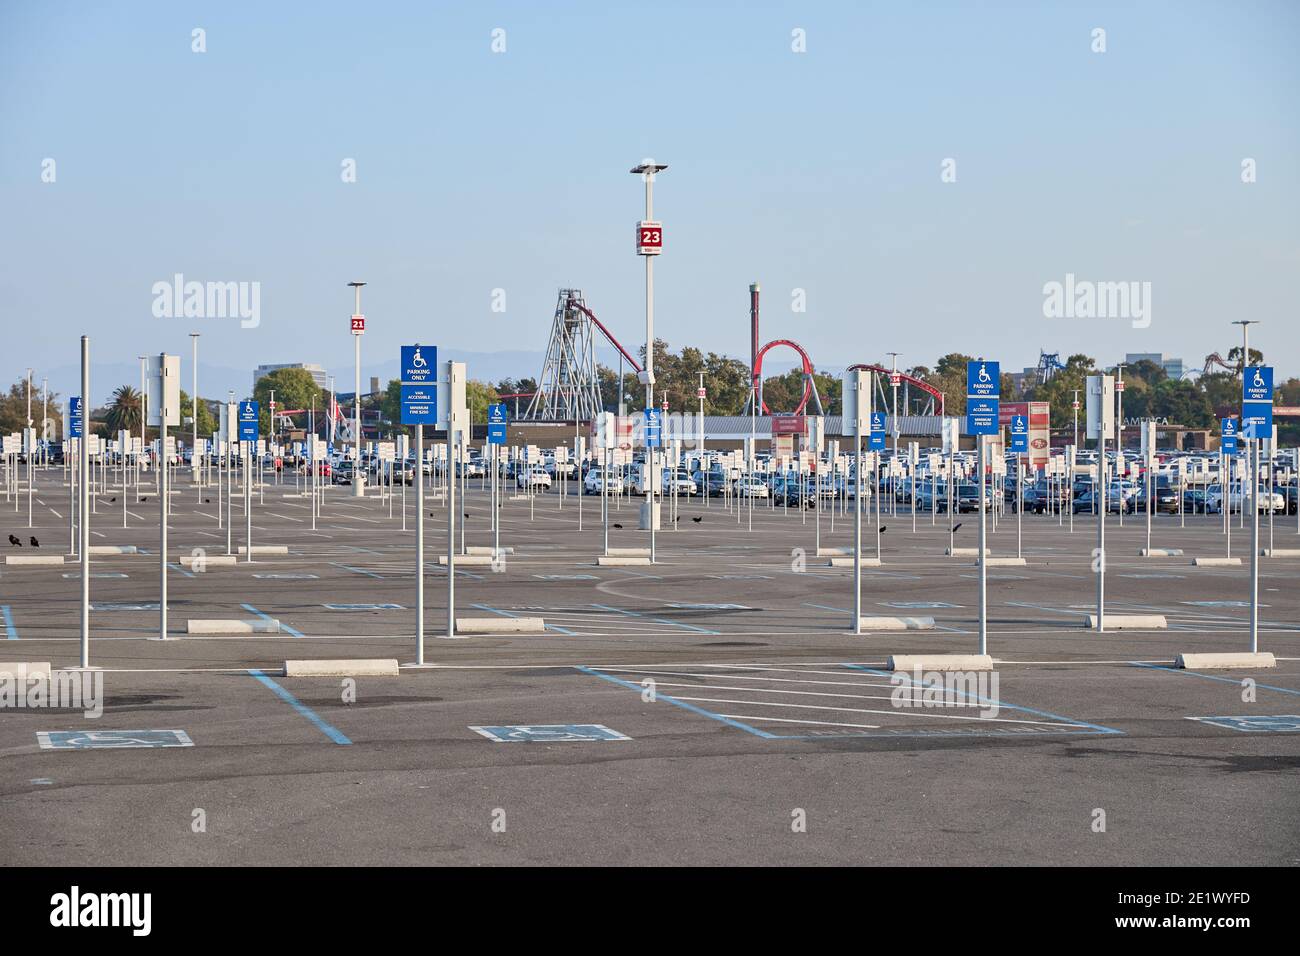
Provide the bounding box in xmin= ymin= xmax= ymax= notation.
xmin=351 ymin=314 xmax=365 ymax=334
xmin=636 ymin=221 xmax=663 ymax=256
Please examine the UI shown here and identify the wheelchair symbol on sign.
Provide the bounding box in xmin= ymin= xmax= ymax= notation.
xmin=1252 ymin=368 xmax=1265 ymax=389
xmin=411 ymin=347 xmax=428 ymax=370
xmin=977 ymin=364 xmax=992 ymax=384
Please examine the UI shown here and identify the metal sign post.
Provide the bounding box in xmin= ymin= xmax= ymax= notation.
xmin=238 ymin=401 xmax=259 ymax=562
xmin=841 ymin=369 xmax=870 ymax=634
xmin=1086 ymin=374 xmax=1115 ymax=632
xmin=400 ymin=345 xmax=439 ymax=660
xmin=967 ymin=361 xmax=1000 ymax=656
xmin=149 ymin=354 xmax=180 ymax=641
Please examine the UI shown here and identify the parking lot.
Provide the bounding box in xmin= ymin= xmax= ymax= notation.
xmin=2 ymin=467 xmax=1298 ymax=866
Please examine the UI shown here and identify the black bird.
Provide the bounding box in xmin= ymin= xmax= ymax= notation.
xmin=613 ymin=523 xmax=623 ymax=529
xmin=463 ymin=514 xmax=471 ymax=520
xmin=204 ymin=498 xmax=211 ymax=504
xmin=141 ymin=497 xmax=148 ymax=503
xmin=29 ymin=537 xmax=39 ymax=547
xmin=109 ymin=497 xmax=116 ymax=503
xmin=7 ymin=534 xmax=20 ymax=547
xmin=952 ymin=522 xmax=963 ymax=533
xmin=878 ymin=526 xmax=887 ymax=534
xmin=691 ymin=516 xmax=703 ymax=523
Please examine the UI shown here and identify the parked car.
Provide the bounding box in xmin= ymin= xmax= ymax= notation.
xmin=517 ymin=466 xmax=552 ymax=490
xmin=736 ymin=476 xmax=769 ymax=499
xmin=583 ymin=469 xmax=624 ymax=495
xmin=662 ymin=468 xmax=697 ymax=496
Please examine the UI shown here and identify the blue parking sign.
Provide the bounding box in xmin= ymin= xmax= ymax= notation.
xmin=1241 ymin=401 xmax=1272 ymax=436
xmin=1221 ymin=417 xmax=1238 ymax=453
xmin=68 ymin=396 xmax=84 ymax=439
xmin=400 ymin=344 xmax=438 ymax=425
xmin=237 ymin=400 xmax=259 ymax=441
xmin=868 ymin=411 xmax=886 ymax=450
xmin=644 ymin=408 xmax=661 ymax=447
xmin=966 ymin=397 xmax=1000 ymax=436
xmin=1242 ymin=365 xmax=1273 ymax=403
xmin=1010 ymin=415 xmax=1028 ymax=452
xmin=966 ymin=361 xmax=1000 ymax=399
xmin=487 ymin=403 xmax=507 ymax=445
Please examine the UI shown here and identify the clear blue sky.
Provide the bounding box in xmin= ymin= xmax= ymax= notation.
xmin=2 ymin=0 xmax=1297 ymax=403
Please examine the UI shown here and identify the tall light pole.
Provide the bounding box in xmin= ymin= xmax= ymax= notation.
xmin=138 ymin=355 xmax=148 ymax=498
xmin=631 ymin=161 xmax=667 ymax=551
xmin=41 ymin=377 xmax=48 ymax=467
xmin=1072 ymin=388 xmax=1080 ymax=450
xmin=190 ymin=332 xmax=200 ymax=486
xmin=886 ymin=353 xmax=901 ymax=458
xmin=349 ymin=280 xmax=367 ymax=497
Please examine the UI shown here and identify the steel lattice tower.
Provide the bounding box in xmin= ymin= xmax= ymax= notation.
xmin=524 ymin=289 xmax=604 ymax=421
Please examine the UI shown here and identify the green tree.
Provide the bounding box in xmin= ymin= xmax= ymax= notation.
xmin=180 ymin=389 xmax=217 ymax=439
xmin=0 ymin=377 xmax=63 ymax=438
xmin=102 ymin=385 xmax=142 ymax=438
xmin=252 ymin=368 xmax=328 ymax=434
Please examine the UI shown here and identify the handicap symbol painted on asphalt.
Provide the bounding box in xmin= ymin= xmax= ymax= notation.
xmin=469 ymin=724 xmax=630 ymax=743
xmin=37 ymin=730 xmax=194 ymax=750
xmin=1186 ymin=715 xmax=1300 ymax=733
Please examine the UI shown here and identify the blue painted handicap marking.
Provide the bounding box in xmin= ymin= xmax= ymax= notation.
xmin=470 ymin=723 xmax=630 ymax=743
xmin=1187 ymin=715 xmax=1300 ymax=733
xmin=37 ymin=729 xmax=194 ymax=750
xmin=883 ymin=601 xmax=961 ymax=609
xmin=323 ymin=603 xmax=404 ymax=610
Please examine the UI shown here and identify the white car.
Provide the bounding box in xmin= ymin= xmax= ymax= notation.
xmin=516 ymin=467 xmax=551 ymax=490
xmin=662 ymin=468 xmax=697 ymax=495
xmin=736 ymin=477 xmax=769 ymax=498
xmin=584 ymin=469 xmax=624 ymax=495
xmin=1206 ymin=485 xmax=1285 ymax=514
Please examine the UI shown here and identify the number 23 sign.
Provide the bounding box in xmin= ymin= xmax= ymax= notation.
xmin=636 ymin=221 xmax=663 ymax=256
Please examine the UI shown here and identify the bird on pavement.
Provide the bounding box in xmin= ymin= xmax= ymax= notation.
xmin=613 ymin=523 xmax=623 ymax=529
xmin=952 ymin=522 xmax=962 ymax=533
xmin=692 ymin=516 xmax=703 ymax=523
xmin=878 ymin=526 xmax=887 ymax=534
xmin=7 ymin=534 xmax=21 ymax=547
xmin=30 ymin=537 xmax=39 ymax=547
xmin=109 ymin=497 xmax=116 ymax=503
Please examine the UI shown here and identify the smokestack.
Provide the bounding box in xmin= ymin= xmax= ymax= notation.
xmin=750 ymin=282 xmax=760 ymax=411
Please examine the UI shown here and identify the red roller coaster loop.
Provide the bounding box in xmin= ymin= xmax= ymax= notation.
xmin=754 ymin=339 xmax=816 ymax=415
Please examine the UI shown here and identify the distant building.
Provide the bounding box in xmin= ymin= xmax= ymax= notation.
xmin=1125 ymin=352 xmax=1185 ymax=380
xmin=253 ymin=363 xmax=328 ymax=392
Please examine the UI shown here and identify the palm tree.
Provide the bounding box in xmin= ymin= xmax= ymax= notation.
xmin=103 ymin=385 xmax=142 ymax=437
